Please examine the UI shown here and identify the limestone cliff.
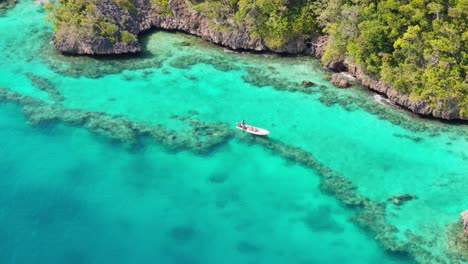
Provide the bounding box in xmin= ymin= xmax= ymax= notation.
xmin=50 ymin=0 xmax=314 ymax=55
xmin=329 ymin=59 xmax=466 ymax=120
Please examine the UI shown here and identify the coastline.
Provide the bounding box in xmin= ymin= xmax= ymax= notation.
xmin=44 ymin=0 xmax=466 ymax=121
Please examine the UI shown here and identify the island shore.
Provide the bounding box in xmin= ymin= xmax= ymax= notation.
xmin=43 ymin=0 xmax=467 ymax=121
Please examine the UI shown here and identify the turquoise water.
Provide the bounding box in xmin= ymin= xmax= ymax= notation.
xmin=0 ymin=2 xmax=467 ymax=263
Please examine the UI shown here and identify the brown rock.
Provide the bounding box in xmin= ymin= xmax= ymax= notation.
xmin=52 ymin=0 xmax=313 ymax=55
xmin=331 ymin=73 xmax=349 ymax=88
xmin=301 ymin=80 xmax=315 ymax=87
xmin=462 ymin=210 xmax=468 ymax=234
xmin=342 ymin=61 xmax=467 ymax=120
xmin=387 ymin=194 xmax=416 ymax=206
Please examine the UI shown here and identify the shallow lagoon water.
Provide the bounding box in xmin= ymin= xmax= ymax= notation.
xmin=0 ymin=1 xmax=467 ymax=263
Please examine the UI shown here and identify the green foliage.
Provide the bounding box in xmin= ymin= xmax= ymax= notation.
xmin=114 ymin=0 xmax=137 ymax=14
xmin=320 ymin=0 xmax=468 ymax=115
xmin=233 ymin=0 xmax=321 ymax=48
xmin=120 ymin=30 xmax=136 ymax=43
xmin=190 ymin=0 xmax=321 ymax=49
xmin=151 ymin=0 xmax=172 ymax=16
xmin=44 ymin=0 xmax=99 ymax=36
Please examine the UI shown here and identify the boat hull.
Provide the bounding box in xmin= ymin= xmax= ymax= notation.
xmin=236 ymin=124 xmax=269 ymax=136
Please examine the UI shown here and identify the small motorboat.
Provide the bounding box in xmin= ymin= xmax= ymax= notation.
xmin=236 ymin=122 xmax=269 ymax=136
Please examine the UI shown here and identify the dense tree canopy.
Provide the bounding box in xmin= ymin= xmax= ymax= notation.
xmin=190 ymin=0 xmax=320 ymax=48
xmin=316 ymin=0 xmax=467 ymax=117
xmin=44 ymin=0 xmax=138 ymax=45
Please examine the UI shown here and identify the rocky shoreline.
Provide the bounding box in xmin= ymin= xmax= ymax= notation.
xmin=47 ymin=0 xmax=466 ymax=121
xmin=327 ymin=59 xmax=465 ymax=121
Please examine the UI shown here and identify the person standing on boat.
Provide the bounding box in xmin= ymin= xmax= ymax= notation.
xmin=241 ymin=120 xmax=246 ymax=130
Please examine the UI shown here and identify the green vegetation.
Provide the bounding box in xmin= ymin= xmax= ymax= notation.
xmin=120 ymin=30 xmax=137 ymax=43
xmin=44 ymin=0 xmax=137 ymax=45
xmin=190 ymin=0 xmax=320 ymax=49
xmin=151 ymin=0 xmax=173 ymax=16
xmin=44 ymin=0 xmax=98 ymax=35
xmin=318 ymin=0 xmax=467 ymax=117
xmin=114 ymin=0 xmax=137 ymax=14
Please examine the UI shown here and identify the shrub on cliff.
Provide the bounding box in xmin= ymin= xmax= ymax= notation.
xmin=151 ymin=0 xmax=172 ymax=16
xmin=45 ymin=0 xmax=139 ymax=53
xmin=45 ymin=0 xmax=98 ymax=36
xmin=121 ymin=30 xmax=137 ymax=43
xmin=190 ymin=0 xmax=321 ymax=49
xmin=114 ymin=0 xmax=137 ymax=14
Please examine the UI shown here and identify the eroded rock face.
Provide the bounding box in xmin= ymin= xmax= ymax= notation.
xmin=53 ymin=0 xmax=143 ymax=54
xmin=151 ymin=0 xmax=266 ymax=52
xmin=330 ymin=61 xmax=467 ymax=120
xmin=327 ymin=60 xmax=347 ymax=73
xmin=331 ymin=73 xmax=349 ymax=88
xmin=52 ymin=0 xmax=313 ymax=55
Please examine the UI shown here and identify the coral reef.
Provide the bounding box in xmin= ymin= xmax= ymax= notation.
xmin=236 ymin=241 xmax=261 ymax=254
xmin=446 ymin=221 xmax=468 ymax=261
xmin=1 ymin=84 xmax=467 ymax=263
xmin=168 ymin=53 xmax=240 ymax=72
xmin=237 ymin=134 xmax=466 ymax=263
xmin=241 ymin=67 xmax=311 ymax=93
xmin=40 ymin=43 xmax=162 ymax=78
xmin=301 ymin=80 xmax=315 ymax=88
xmin=393 ymin=133 xmax=423 ymax=142
xmin=207 ymin=172 xmax=229 ymax=184
xmin=0 ymin=87 xmax=233 ymax=154
xmin=387 ymin=194 xmax=417 ymax=206
xmin=169 ymin=225 xmax=196 ymax=241
xmin=403 ymin=230 xmax=449 ymax=264
xmin=25 ymin=72 xmax=64 ymax=102
xmin=0 ymin=0 xmax=16 ymax=15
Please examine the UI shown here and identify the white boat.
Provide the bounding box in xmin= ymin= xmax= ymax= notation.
xmin=236 ymin=122 xmax=270 ymax=136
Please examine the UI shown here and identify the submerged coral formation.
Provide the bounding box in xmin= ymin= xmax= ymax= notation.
xmin=386 ymin=194 xmax=417 ymax=206
xmin=168 ymin=53 xmax=240 ymax=72
xmin=25 ymin=72 xmax=64 ymax=102
xmin=238 ymin=134 xmax=467 ymax=263
xmin=1 ymin=83 xmax=467 ymax=263
xmin=241 ymin=66 xmax=307 ymax=93
xmin=0 ymin=87 xmax=233 ymax=154
xmin=40 ymin=43 xmax=162 ymax=78
xmin=0 ymin=0 xmax=16 ymax=15
xmin=242 ymin=71 xmax=467 ymax=139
